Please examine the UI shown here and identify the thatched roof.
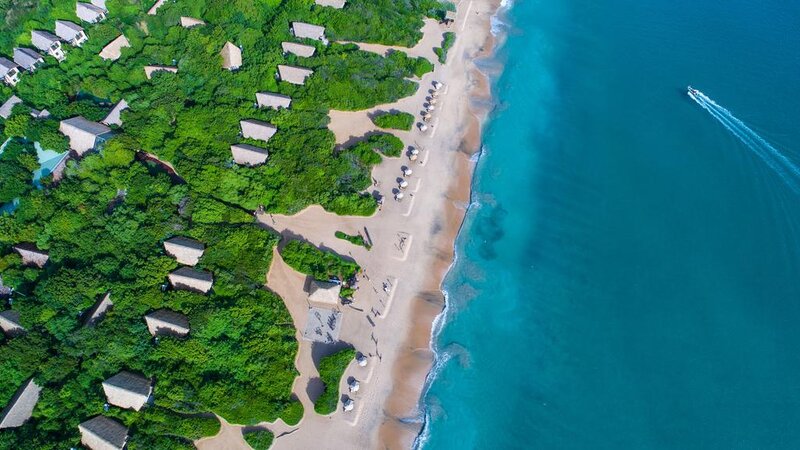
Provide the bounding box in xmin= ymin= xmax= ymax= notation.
xmin=0 ymin=95 xmax=22 ymax=119
xmin=308 ymin=280 xmax=341 ymax=305
xmin=144 ymin=309 xmax=190 ymax=337
xmin=55 ymin=20 xmax=87 ymax=46
xmin=84 ymin=292 xmax=113 ymax=326
xmin=102 ymin=371 xmax=152 ymax=411
xmin=59 ymin=116 xmax=111 ymax=155
xmin=291 ymin=22 xmax=326 ymax=41
xmin=168 ymin=267 xmax=213 ymax=293
xmin=13 ymin=48 xmax=44 ymax=71
xmin=0 ymin=310 xmax=25 ymax=337
xmin=79 ymin=416 xmax=128 ymax=450
xmin=101 ymin=99 xmax=128 ymax=126
xmin=220 ymin=42 xmax=242 ymax=70
xmin=282 ymin=41 xmax=316 ymax=58
xmin=180 ymin=16 xmax=205 ymax=28
xmin=240 ymin=119 xmax=277 ymax=142
xmin=99 ymin=35 xmax=130 ymax=61
xmin=0 ymin=379 xmax=41 ymax=429
xmin=144 ymin=65 xmax=178 ymax=79
xmin=231 ymin=144 xmax=269 ymax=166
xmin=255 ymin=92 xmax=291 ymax=109
xmin=13 ymin=243 xmax=49 ymax=268
xmin=163 ymin=236 xmax=205 ymax=266
xmin=147 ymin=0 xmax=166 ymax=15
xmin=277 ymin=64 xmax=313 ymax=85
xmin=315 ymin=0 xmax=346 ymax=8
xmin=76 ymin=2 xmax=106 ymax=23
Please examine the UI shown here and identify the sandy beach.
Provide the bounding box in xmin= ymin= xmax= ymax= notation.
xmin=195 ymin=1 xmax=501 ymax=448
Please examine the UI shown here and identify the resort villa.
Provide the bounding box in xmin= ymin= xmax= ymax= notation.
xmin=277 ymin=64 xmax=313 ymax=85
xmin=220 ymin=42 xmax=242 ymax=70
xmin=308 ymin=279 xmax=342 ymax=306
xmin=291 ymin=22 xmax=327 ymax=43
xmin=256 ymin=91 xmax=292 ymax=109
xmin=31 ymin=30 xmax=66 ymax=61
xmin=99 ymin=35 xmax=130 ymax=61
xmin=168 ymin=267 xmax=213 ymax=293
xmin=101 ymin=371 xmax=152 ymax=411
xmin=144 ymin=65 xmax=178 ymax=79
xmin=13 ymin=244 xmax=49 ymax=268
xmin=0 ymin=58 xmax=20 ymax=85
xmin=0 ymin=95 xmax=22 ymax=119
xmin=79 ymin=416 xmax=128 ymax=450
xmin=144 ymin=309 xmax=191 ymax=337
xmin=76 ymin=2 xmax=107 ymax=23
xmin=147 ymin=0 xmax=167 ymax=15
xmin=240 ymin=119 xmax=277 ymax=142
xmin=282 ymin=41 xmax=316 ymax=57
xmin=163 ymin=236 xmax=205 ymax=266
xmin=59 ymin=116 xmax=112 ymax=155
xmin=315 ymin=0 xmax=346 ymax=8
xmin=13 ymin=48 xmax=44 ymax=72
xmin=231 ymin=144 xmax=269 ymax=166
xmin=101 ymin=99 xmax=128 ymax=126
xmin=0 ymin=310 xmax=25 ymax=337
xmin=180 ymin=16 xmax=205 ymax=28
xmin=55 ymin=20 xmax=88 ymax=46
xmin=0 ymin=379 xmax=41 ymax=429
xmin=84 ymin=292 xmax=113 ymax=326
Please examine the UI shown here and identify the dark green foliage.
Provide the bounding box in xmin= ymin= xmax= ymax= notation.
xmin=372 ymin=111 xmax=415 ymax=131
xmin=313 ymin=347 xmax=356 ymax=415
xmin=434 ymin=32 xmax=457 ymax=64
xmin=0 ymin=140 xmax=37 ymax=203
xmin=244 ymin=429 xmax=275 ymax=450
xmin=349 ymin=133 xmax=404 ymax=158
xmin=335 ymin=230 xmax=370 ymax=249
xmin=280 ymin=240 xmax=359 ymax=282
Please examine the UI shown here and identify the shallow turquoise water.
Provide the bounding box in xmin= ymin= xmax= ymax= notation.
xmin=422 ymin=0 xmax=800 ymax=448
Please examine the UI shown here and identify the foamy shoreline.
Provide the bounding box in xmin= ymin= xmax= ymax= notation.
xmin=195 ymin=2 xmax=505 ymax=449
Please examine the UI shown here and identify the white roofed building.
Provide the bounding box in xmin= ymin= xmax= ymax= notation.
xmin=144 ymin=65 xmax=177 ymax=79
xmin=31 ymin=31 xmax=66 ymax=61
xmin=102 ymin=371 xmax=152 ymax=411
xmin=231 ymin=144 xmax=269 ymax=166
xmin=291 ymin=22 xmax=326 ymax=42
xmin=180 ymin=16 xmax=205 ymax=28
xmin=145 ymin=309 xmax=190 ymax=337
xmin=13 ymin=48 xmax=44 ymax=71
xmin=0 ymin=58 xmax=20 ymax=85
xmin=256 ymin=92 xmax=291 ymax=109
xmin=147 ymin=0 xmax=166 ymax=15
xmin=59 ymin=116 xmax=112 ymax=155
xmin=0 ymin=95 xmax=22 ymax=119
xmin=76 ymin=2 xmax=107 ymax=23
xmin=168 ymin=267 xmax=213 ymax=293
xmin=55 ymin=20 xmax=88 ymax=46
xmin=0 ymin=310 xmax=25 ymax=338
xmin=101 ymin=99 xmax=128 ymax=126
xmin=277 ymin=64 xmax=313 ymax=85
xmin=99 ymin=35 xmax=130 ymax=61
xmin=308 ymin=280 xmax=341 ymax=305
xmin=163 ymin=236 xmax=205 ymax=266
xmin=79 ymin=416 xmax=128 ymax=450
xmin=13 ymin=244 xmax=49 ymax=268
xmin=0 ymin=379 xmax=41 ymax=429
xmin=220 ymin=42 xmax=242 ymax=70
xmin=315 ymin=0 xmax=346 ymax=8
xmin=240 ymin=119 xmax=277 ymax=142
xmin=282 ymin=42 xmax=316 ymax=57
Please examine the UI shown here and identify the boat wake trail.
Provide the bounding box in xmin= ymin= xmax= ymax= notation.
xmin=689 ymin=88 xmax=800 ymax=192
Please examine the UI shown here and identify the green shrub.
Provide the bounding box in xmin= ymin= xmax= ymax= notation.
xmin=372 ymin=112 xmax=415 ymax=131
xmin=434 ymin=32 xmax=457 ymax=64
xmin=244 ymin=429 xmax=275 ymax=450
xmin=314 ymin=348 xmax=356 ymax=415
xmin=280 ymin=240 xmax=360 ymax=282
xmin=335 ymin=231 xmax=370 ymax=249
xmin=280 ymin=401 xmax=304 ymax=426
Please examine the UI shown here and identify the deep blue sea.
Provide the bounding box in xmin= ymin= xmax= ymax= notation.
xmin=421 ymin=0 xmax=800 ymax=448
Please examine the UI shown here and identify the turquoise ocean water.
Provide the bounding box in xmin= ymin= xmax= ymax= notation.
xmin=421 ymin=0 xmax=800 ymax=448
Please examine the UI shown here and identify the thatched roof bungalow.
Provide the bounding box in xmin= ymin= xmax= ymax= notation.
xmin=59 ymin=116 xmax=112 ymax=155
xmin=99 ymin=35 xmax=129 ymax=61
xmin=168 ymin=267 xmax=213 ymax=293
xmin=231 ymin=144 xmax=269 ymax=166
xmin=55 ymin=20 xmax=88 ymax=46
xmin=0 ymin=310 xmax=25 ymax=337
xmin=102 ymin=371 xmax=152 ymax=411
xmin=101 ymin=99 xmax=128 ymax=126
xmin=13 ymin=244 xmax=49 ymax=268
xmin=180 ymin=16 xmax=205 ymax=28
xmin=0 ymin=379 xmax=41 ymax=429
xmin=147 ymin=0 xmax=166 ymax=15
xmin=144 ymin=309 xmax=190 ymax=337
xmin=144 ymin=65 xmax=177 ymax=79
xmin=277 ymin=64 xmax=313 ymax=85
xmin=79 ymin=416 xmax=128 ymax=450
xmin=315 ymin=0 xmax=346 ymax=8
xmin=163 ymin=236 xmax=205 ymax=266
xmin=0 ymin=95 xmax=22 ymax=119
xmin=281 ymin=42 xmax=316 ymax=58
xmin=220 ymin=42 xmax=242 ymax=70
xmin=291 ymin=22 xmax=326 ymax=42
xmin=240 ymin=119 xmax=277 ymax=142
xmin=256 ymin=92 xmax=291 ymax=109
xmin=308 ymin=280 xmax=341 ymax=305
xmin=84 ymin=292 xmax=113 ymax=326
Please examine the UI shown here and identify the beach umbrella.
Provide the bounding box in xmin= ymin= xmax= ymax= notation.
xmin=356 ymin=354 xmax=368 ymax=366
xmin=430 ymin=98 xmax=438 ymax=105
xmin=349 ymin=379 xmax=361 ymax=392
xmin=343 ymin=398 xmax=355 ymax=412
xmin=411 ymin=148 xmax=420 ymax=155
xmin=399 ymin=180 xmax=409 ymax=189
xmin=410 ymin=153 xmax=418 ymax=161
xmin=403 ymin=168 xmax=413 ymax=177
xmin=395 ymin=192 xmax=404 ymax=201
xmin=433 ymin=81 xmax=443 ymax=90
xmin=431 ymin=91 xmax=440 ymax=98
xmin=426 ymin=105 xmax=435 ymax=112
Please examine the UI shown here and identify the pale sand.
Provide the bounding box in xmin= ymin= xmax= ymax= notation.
xmin=195 ymin=1 xmax=500 ymax=448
